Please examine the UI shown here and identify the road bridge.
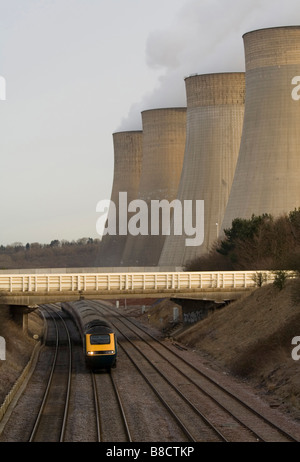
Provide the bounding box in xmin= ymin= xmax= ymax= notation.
xmin=0 ymin=270 xmax=277 ymax=305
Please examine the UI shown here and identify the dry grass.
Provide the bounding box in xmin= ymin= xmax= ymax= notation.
xmin=174 ymin=280 xmax=300 ymax=418
xmin=145 ymin=299 xmax=182 ymax=330
xmin=0 ymin=307 xmax=43 ymax=404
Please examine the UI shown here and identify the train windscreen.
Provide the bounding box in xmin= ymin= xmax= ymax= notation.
xmin=90 ymin=334 xmax=110 ymax=345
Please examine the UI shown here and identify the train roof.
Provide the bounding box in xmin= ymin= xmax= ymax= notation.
xmin=84 ymin=319 xmax=112 ymax=333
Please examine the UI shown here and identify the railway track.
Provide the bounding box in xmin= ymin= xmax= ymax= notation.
xmin=88 ymin=300 xmax=300 ymax=443
xmin=1 ymin=300 xmax=298 ymax=442
xmin=86 ymin=302 xmax=228 ymax=441
xmin=29 ymin=305 xmax=72 ymax=442
xmin=30 ymin=304 xmax=131 ymax=442
xmin=91 ymin=370 xmax=132 ymax=442
xmin=1 ymin=303 xmax=133 ymax=442
xmin=117 ymin=338 xmax=223 ymax=441
xmin=29 ymin=304 xmax=131 ymax=442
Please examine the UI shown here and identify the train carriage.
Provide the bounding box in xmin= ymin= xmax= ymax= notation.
xmin=62 ymin=302 xmax=117 ymax=371
xmin=84 ymin=319 xmax=117 ymax=370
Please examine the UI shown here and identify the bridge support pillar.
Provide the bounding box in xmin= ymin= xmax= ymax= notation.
xmin=9 ymin=305 xmax=37 ymax=335
xmin=171 ymin=298 xmax=228 ymax=325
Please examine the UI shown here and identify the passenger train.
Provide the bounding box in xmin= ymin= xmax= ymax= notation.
xmin=62 ymin=301 xmax=117 ymax=370
xmin=83 ymin=318 xmax=117 ymax=369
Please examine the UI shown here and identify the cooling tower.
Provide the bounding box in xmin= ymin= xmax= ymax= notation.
xmin=121 ymin=107 xmax=187 ymax=266
xmin=221 ymin=26 xmax=300 ymax=232
xmin=96 ymin=130 xmax=143 ymax=266
xmin=159 ymin=73 xmax=245 ymax=267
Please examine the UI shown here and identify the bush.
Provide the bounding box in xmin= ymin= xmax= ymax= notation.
xmin=291 ymin=277 xmax=300 ymax=304
xmin=186 ymin=209 xmax=300 ymax=272
xmin=272 ymin=270 xmax=289 ymax=291
xmin=252 ymin=272 xmax=268 ymax=287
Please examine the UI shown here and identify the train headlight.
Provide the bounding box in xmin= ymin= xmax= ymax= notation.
xmin=87 ymin=350 xmax=115 ymax=355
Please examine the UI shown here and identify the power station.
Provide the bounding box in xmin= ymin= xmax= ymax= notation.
xmin=96 ymin=130 xmax=143 ymax=267
xmin=100 ymin=26 xmax=300 ymax=269
xmin=121 ymin=107 xmax=187 ymax=267
xmin=159 ymin=73 xmax=245 ymax=267
xmin=221 ymin=26 xmax=300 ymax=232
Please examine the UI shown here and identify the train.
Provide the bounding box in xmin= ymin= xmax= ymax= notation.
xmin=84 ymin=318 xmax=117 ymax=369
xmin=62 ymin=301 xmax=117 ymax=370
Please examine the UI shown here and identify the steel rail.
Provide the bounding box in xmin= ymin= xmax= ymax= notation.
xmin=54 ymin=308 xmax=72 ymax=442
xmin=29 ymin=305 xmax=72 ymax=442
xmin=91 ymin=369 xmax=132 ymax=442
xmin=91 ymin=372 xmax=102 ymax=442
xmin=106 ymin=308 xmax=264 ymax=442
xmin=117 ymin=342 xmax=198 ymax=442
xmin=110 ymin=371 xmax=132 ymax=442
xmin=29 ymin=306 xmax=59 ymax=442
xmin=91 ymin=300 xmax=299 ymax=443
xmin=87 ymin=301 xmax=215 ymax=441
xmin=113 ymin=305 xmax=299 ymax=443
xmin=105 ymin=315 xmax=227 ymax=442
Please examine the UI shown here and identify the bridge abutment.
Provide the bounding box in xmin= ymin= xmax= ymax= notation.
xmin=8 ymin=305 xmax=38 ymax=335
xmin=172 ymin=298 xmax=231 ymax=325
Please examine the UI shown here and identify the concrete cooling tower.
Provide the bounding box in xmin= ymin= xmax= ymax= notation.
xmin=221 ymin=26 xmax=300 ymax=232
xmin=159 ymin=73 xmax=245 ymax=267
xmin=96 ymin=130 xmax=143 ymax=267
xmin=121 ymin=107 xmax=187 ymax=267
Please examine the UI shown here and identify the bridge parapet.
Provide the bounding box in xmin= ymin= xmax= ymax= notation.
xmin=0 ymin=270 xmax=283 ymax=305
xmin=1 ymin=270 xmax=294 ymax=305
xmin=0 ymin=270 xmax=275 ymax=295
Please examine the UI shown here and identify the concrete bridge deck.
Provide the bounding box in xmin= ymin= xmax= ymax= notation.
xmin=0 ymin=270 xmax=277 ymax=305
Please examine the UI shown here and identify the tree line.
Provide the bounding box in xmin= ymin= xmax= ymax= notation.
xmin=185 ymin=208 xmax=300 ymax=272
xmin=2 ymin=208 xmax=300 ymax=271
xmin=0 ymin=238 xmax=102 ymax=269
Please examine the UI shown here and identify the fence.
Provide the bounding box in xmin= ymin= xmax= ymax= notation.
xmin=0 ymin=271 xmax=277 ymax=294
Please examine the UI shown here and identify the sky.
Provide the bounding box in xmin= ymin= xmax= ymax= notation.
xmin=1 ymin=0 xmax=300 ymax=246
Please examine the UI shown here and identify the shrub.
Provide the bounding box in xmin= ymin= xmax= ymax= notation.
xmin=252 ymin=272 xmax=268 ymax=287
xmin=272 ymin=270 xmax=289 ymax=291
xmin=186 ymin=209 xmax=300 ymax=272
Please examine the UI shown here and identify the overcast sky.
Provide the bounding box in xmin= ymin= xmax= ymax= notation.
xmin=1 ymin=0 xmax=300 ymax=246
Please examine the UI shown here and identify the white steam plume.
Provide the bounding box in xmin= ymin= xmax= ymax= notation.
xmin=118 ymin=0 xmax=300 ymax=131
